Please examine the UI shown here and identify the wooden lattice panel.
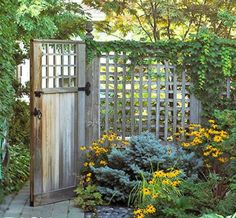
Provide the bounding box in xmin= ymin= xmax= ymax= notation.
xmin=41 ymin=43 xmax=77 ymax=89
xmin=99 ymin=52 xmax=194 ymax=140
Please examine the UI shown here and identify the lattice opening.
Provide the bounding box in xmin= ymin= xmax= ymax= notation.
xmin=99 ymin=52 xmax=192 ymax=140
xmin=41 ymin=43 xmax=77 ymax=89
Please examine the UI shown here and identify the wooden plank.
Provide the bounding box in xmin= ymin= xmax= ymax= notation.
xmin=59 ymin=93 xmax=76 ymax=188
xmin=181 ymin=71 xmax=186 ymax=130
xmin=105 ymin=54 xmax=109 ymax=131
xmin=164 ymin=61 xmax=169 ymax=140
xmin=53 ymin=45 xmax=57 ymax=88
xmin=33 ymin=187 xmax=75 ymax=206
xmin=122 ymin=54 xmax=126 ymax=139
xmin=173 ymin=68 xmax=177 ymax=136
xmin=190 ymin=94 xmax=202 ymax=124
xmin=86 ymin=56 xmax=100 ymax=146
xmin=138 ymin=67 xmax=143 ymax=134
xmin=30 ymin=41 xmax=43 ymax=204
xmin=46 ymin=44 xmax=49 ymax=88
xmin=147 ymin=68 xmax=152 ymax=131
xmin=155 ymin=65 xmax=161 ymax=139
xmin=113 ymin=55 xmax=118 ymax=132
xmin=61 ymin=44 xmax=65 ymax=87
xmin=77 ymin=43 xmax=86 ymax=176
xmin=41 ymin=87 xmax=77 ymax=94
xmin=41 ymin=94 xmax=60 ymax=193
xmin=131 ymin=66 xmax=135 ymax=135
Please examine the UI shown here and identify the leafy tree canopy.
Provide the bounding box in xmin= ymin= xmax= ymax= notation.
xmin=16 ymin=0 xmax=89 ymax=63
xmin=0 ymin=0 xmax=89 ymax=126
xmin=83 ymin=0 xmax=236 ymax=41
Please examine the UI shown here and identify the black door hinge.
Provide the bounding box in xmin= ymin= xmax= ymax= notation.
xmin=34 ymin=91 xmax=44 ymax=97
xmin=78 ymin=82 xmax=91 ymax=96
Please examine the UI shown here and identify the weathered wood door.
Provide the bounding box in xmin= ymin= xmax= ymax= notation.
xmin=30 ymin=40 xmax=86 ymax=206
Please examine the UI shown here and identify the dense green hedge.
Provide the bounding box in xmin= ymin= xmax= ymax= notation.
xmin=0 ymin=0 xmax=17 ymax=126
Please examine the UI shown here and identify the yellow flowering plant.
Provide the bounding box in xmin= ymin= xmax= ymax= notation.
xmin=80 ymin=131 xmax=129 ymax=185
xmin=131 ymin=169 xmax=182 ymax=218
xmin=74 ymin=131 xmax=129 ymax=211
xmin=175 ymin=120 xmax=229 ymax=171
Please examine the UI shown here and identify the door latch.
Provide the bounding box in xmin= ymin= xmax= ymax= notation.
xmin=32 ymin=108 xmax=42 ymax=119
xmin=34 ymin=91 xmax=44 ymax=97
xmin=78 ymin=82 xmax=91 ymax=96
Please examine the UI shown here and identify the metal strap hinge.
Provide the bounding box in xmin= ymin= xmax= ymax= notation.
xmin=78 ymin=82 xmax=91 ymax=96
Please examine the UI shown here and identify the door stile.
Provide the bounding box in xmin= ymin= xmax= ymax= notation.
xmin=30 ymin=40 xmax=43 ymax=206
xmin=77 ymin=42 xmax=86 ymax=176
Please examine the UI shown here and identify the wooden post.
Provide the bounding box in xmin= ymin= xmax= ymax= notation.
xmin=85 ymin=22 xmax=100 ymax=146
xmin=30 ymin=40 xmax=43 ymax=205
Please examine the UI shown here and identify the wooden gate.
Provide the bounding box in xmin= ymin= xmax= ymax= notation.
xmin=30 ymin=40 xmax=97 ymax=206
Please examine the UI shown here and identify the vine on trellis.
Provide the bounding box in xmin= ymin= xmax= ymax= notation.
xmin=85 ymin=30 xmax=236 ymax=119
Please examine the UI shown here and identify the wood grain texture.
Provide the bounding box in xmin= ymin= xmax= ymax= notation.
xmin=30 ymin=41 xmax=83 ymax=206
xmin=30 ymin=41 xmax=43 ymax=203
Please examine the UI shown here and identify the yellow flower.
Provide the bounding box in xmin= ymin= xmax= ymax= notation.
xmin=134 ymin=209 xmax=143 ymax=215
xmin=166 ymin=170 xmax=181 ymax=178
xmin=191 ymin=137 xmax=203 ymax=146
xmin=211 ymin=124 xmax=218 ymax=129
xmin=83 ymin=162 xmax=88 ymax=167
xmin=145 ymin=205 xmax=156 ymax=214
xmin=80 ymin=146 xmax=86 ymax=151
xmin=213 ymin=135 xmax=223 ymax=143
xmin=182 ymin=142 xmax=190 ymax=148
xmin=154 ymin=170 xmax=165 ymax=178
xmin=152 ymin=193 xmax=159 ymax=199
xmin=143 ymin=188 xmax=151 ymax=195
xmin=172 ymin=180 xmax=181 ymax=187
xmin=122 ymin=140 xmax=129 ymax=145
xmin=149 ymin=179 xmax=155 ymax=184
xmin=204 ymin=132 xmax=210 ymax=139
xmin=218 ymin=157 xmax=228 ymax=163
xmin=162 ymin=179 xmax=170 ymax=185
xmin=86 ymin=173 xmax=92 ymax=177
xmin=208 ymin=120 xmax=215 ymax=124
xmin=220 ymin=131 xmax=228 ymax=139
xmin=86 ymin=177 xmax=91 ymax=182
xmin=99 ymin=160 xmax=107 ymax=166
xmin=134 ymin=209 xmax=144 ymax=218
xmin=203 ymin=151 xmax=210 ymax=156
xmin=89 ymin=162 xmax=95 ymax=166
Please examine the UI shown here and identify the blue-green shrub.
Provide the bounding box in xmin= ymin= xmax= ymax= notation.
xmin=92 ymin=132 xmax=203 ymax=204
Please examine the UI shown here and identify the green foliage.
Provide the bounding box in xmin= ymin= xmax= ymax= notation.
xmin=84 ymin=0 xmax=236 ymax=41
xmin=74 ymin=184 xmax=103 ymax=212
xmin=92 ymin=132 xmax=203 ymax=204
xmin=8 ymin=81 xmax=30 ymax=146
xmin=214 ymin=110 xmax=236 ymax=158
xmin=1 ymin=144 xmax=30 ymax=194
xmin=86 ymin=30 xmax=236 ymax=117
xmin=0 ymin=0 xmax=17 ymax=126
xmin=17 ymin=0 xmax=89 ymax=55
xmin=200 ymin=214 xmax=224 ymax=218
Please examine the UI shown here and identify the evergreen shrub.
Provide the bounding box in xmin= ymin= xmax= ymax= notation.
xmin=92 ymin=132 xmax=203 ymax=204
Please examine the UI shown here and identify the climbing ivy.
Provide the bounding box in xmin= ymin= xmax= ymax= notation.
xmin=86 ymin=30 xmax=236 ymax=119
